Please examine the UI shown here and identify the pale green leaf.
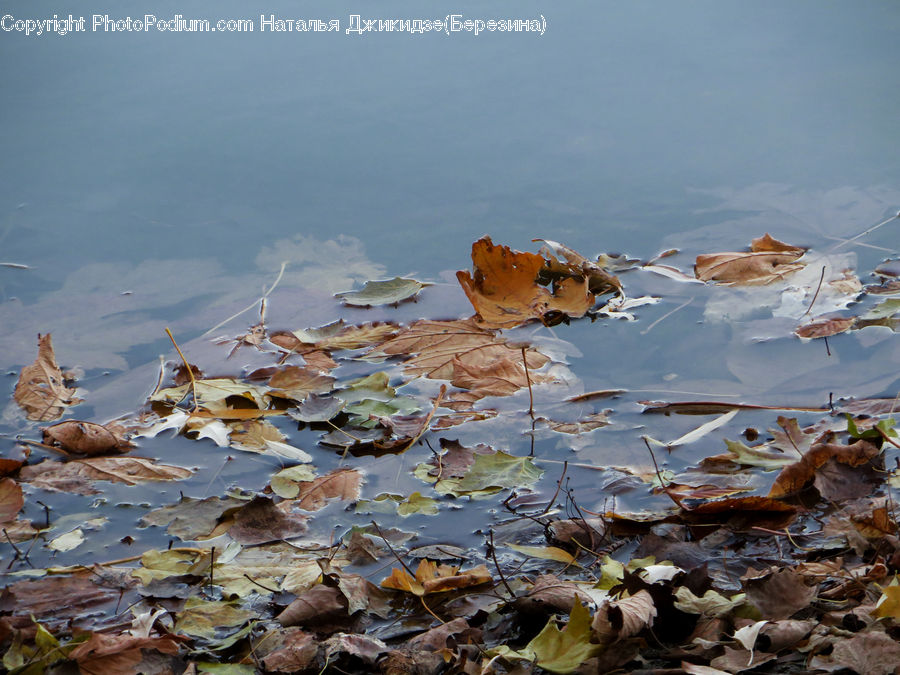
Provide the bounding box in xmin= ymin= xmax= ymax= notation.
xmin=336 ymin=277 xmax=429 ymax=306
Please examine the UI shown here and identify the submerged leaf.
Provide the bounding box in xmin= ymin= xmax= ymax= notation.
xmin=336 ymin=277 xmax=429 ymax=306
xmin=14 ymin=333 xmax=82 ymax=421
xmin=19 ymin=457 xmax=192 ymax=495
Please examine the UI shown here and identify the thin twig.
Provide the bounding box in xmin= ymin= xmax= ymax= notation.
xmin=165 ymin=328 xmax=198 ymax=412
xmin=643 ymin=437 xmax=687 ymax=510
xmin=401 ymin=385 xmax=446 ymax=453
xmin=521 ymin=347 xmax=535 ymax=421
xmin=488 ymin=529 xmax=515 ymax=599
xmin=803 ymin=266 xmax=826 ymax=317
xmin=539 ymin=461 xmax=568 ymax=516
xmin=243 ymin=573 xmax=280 ymax=594
xmin=641 ymin=297 xmax=692 ymax=335
xmin=203 ymin=261 xmax=288 ymax=336
xmin=829 ymin=212 xmax=900 ymax=252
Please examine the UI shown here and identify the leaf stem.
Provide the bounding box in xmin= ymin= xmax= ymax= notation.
xmin=165 ymin=327 xmax=198 ymax=412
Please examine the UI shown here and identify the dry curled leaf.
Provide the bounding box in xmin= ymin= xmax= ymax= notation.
xmin=14 ymin=333 xmax=82 ymax=421
xmin=456 ymin=236 xmax=599 ymax=328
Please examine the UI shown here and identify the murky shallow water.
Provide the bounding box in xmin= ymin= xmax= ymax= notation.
xmin=1 ymin=1 xmax=899 ymax=585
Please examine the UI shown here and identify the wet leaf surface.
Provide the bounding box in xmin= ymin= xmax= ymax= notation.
xmin=5 ymin=233 xmax=900 ymax=674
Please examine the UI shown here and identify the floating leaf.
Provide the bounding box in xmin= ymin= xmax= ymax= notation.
xmin=336 ymin=277 xmax=429 ymax=306
xmin=42 ymin=420 xmax=130 ymax=455
xmin=416 ymin=446 xmax=543 ymax=498
xmin=794 ymin=315 xmax=856 ymax=338
xmin=19 ymin=457 xmax=192 ymax=495
xmin=355 ymin=491 xmax=440 ymax=517
xmin=14 ymin=333 xmax=82 ymax=421
xmin=0 ymin=477 xmax=24 ymax=524
xmin=507 ymin=544 xmax=578 ymax=565
xmin=267 ymin=366 xmax=335 ymax=403
xmin=695 ymin=233 xmax=805 ymax=285
xmin=47 ymin=528 xmax=85 ymax=552
xmin=457 ymin=237 xmax=599 ymax=328
xmin=151 ymin=378 xmax=269 ymax=408
xmin=702 ymin=438 xmax=796 ymax=470
xmin=381 ymin=559 xmax=491 ymax=596
xmin=277 ymin=467 xmax=363 ymax=511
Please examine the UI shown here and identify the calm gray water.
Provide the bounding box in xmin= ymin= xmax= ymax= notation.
xmin=1 ymin=0 xmax=899 ymax=569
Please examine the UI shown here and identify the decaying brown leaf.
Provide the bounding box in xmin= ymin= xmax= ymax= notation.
xmin=68 ymin=632 xmax=181 ymax=675
xmin=456 ymin=236 xmax=605 ymax=328
xmin=592 ymin=589 xmax=657 ymax=647
xmin=694 ymin=233 xmax=806 ymax=285
xmin=0 ymin=477 xmax=24 ymax=524
xmin=369 ymin=318 xmax=551 ymax=404
xmin=14 ymin=333 xmax=82 ymax=421
xmin=42 ymin=420 xmax=132 ymax=455
xmin=228 ymin=495 xmax=308 ymax=545
xmin=768 ymin=439 xmax=881 ymax=498
xmin=19 ymin=457 xmax=192 ymax=495
xmin=277 ymin=467 xmax=363 ymax=512
xmin=381 ymin=559 xmax=492 ymax=596
xmin=794 ymin=315 xmax=856 ymax=339
xmin=742 ymin=567 xmax=817 ymax=620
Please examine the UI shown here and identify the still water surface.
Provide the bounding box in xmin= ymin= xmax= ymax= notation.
xmin=1 ymin=0 xmax=899 ymax=568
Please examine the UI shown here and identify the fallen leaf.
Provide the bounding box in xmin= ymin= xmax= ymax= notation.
xmin=259 ymin=629 xmax=319 ymax=673
xmin=47 ymin=527 xmax=85 ymax=552
xmin=685 ymin=497 xmax=798 ymax=531
xmin=694 ymin=233 xmax=805 ymax=285
xmin=810 ymin=630 xmax=900 ymax=675
xmin=592 ymin=589 xmax=657 ymax=646
xmin=530 ymin=600 xmax=602 ymax=673
xmin=742 ymin=568 xmax=816 ymax=620
xmin=415 ymin=446 xmax=543 ymax=498
xmin=42 ymin=420 xmax=130 ymax=455
xmin=266 ymin=366 xmax=335 ymax=402
xmin=277 ymin=467 xmax=363 ymax=511
xmin=151 ymin=378 xmax=269 ymax=409
xmin=369 ymin=318 xmax=551 ymax=404
xmin=381 ymin=559 xmax=491 ymax=596
xmin=278 ymin=584 xmax=348 ymax=626
xmin=702 ymin=438 xmax=796 ymax=470
xmin=534 ymin=238 xmax=622 ymax=296
xmin=507 ymin=544 xmax=578 ymax=565
xmin=335 ymin=277 xmax=429 ymax=306
xmin=456 ymin=237 xmax=599 ymax=328
xmin=768 ymin=438 xmax=882 ymax=498
xmin=491 ymin=600 xmax=602 ymax=674
xmin=794 ymin=316 xmax=856 ymax=339
xmin=514 ymin=575 xmax=594 ymax=614
xmin=14 ymin=333 xmax=82 ymax=421
xmin=0 ymin=477 xmax=24 ymax=524
xmin=228 ymin=496 xmax=308 ymax=545
xmin=68 ymin=632 xmax=181 ymax=675
xmin=173 ymin=597 xmax=254 ymax=638
xmin=19 ymin=457 xmax=192 ymax=495
xmin=141 ymin=494 xmax=247 ymax=540
xmin=536 ymin=411 xmax=612 ymax=434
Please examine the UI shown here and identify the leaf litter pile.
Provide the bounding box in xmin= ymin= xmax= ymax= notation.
xmin=3 ymin=229 xmax=900 ymax=674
